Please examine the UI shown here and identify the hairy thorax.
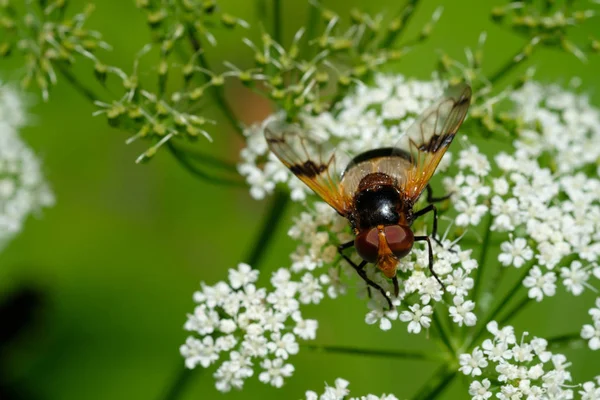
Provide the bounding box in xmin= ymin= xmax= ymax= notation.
xmin=351 ymin=173 xmax=411 ymax=230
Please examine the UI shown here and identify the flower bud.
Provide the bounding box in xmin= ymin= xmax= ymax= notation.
xmin=94 ymin=62 xmax=107 ymax=84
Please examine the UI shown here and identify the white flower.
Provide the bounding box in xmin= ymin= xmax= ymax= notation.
xmin=457 ymin=145 xmax=491 ymax=176
xmin=523 ymin=266 xmax=557 ymax=301
xmin=399 ymin=304 xmax=432 ymax=334
xmin=322 ymin=378 xmax=351 ymax=400
xmin=213 ymin=351 xmax=254 ymax=392
xmin=590 ymin=298 xmax=600 ymax=321
xmin=292 ymin=311 xmax=319 ymax=340
xmin=180 ymin=336 xmax=219 ymax=368
xmin=459 ymin=348 xmax=488 ymax=377
xmin=581 ymin=321 xmax=600 ymax=350
xmin=266 ymin=332 xmax=299 ymax=360
xmin=449 ymin=296 xmax=477 ymax=327
xmin=469 ymin=379 xmax=492 ymax=400
xmin=498 ymin=237 xmax=533 ymax=268
xmin=445 ymin=268 xmax=474 ymax=297
xmin=579 ymin=380 xmax=600 ymax=400
xmin=258 ymin=358 xmax=294 ymax=388
xmin=228 ymin=263 xmax=259 ymax=289
xmin=366 ymin=303 xmax=399 ymax=331
xmin=561 ymin=260 xmax=591 ymax=296
xmin=455 ymin=198 xmax=489 ymax=227
xmin=298 ymin=272 xmax=324 ymax=304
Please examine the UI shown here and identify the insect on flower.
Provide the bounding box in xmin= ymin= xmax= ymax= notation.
xmin=265 ymin=83 xmax=472 ymax=308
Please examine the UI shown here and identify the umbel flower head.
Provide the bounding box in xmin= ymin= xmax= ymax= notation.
xmin=0 ymin=81 xmax=54 ymax=249
xmin=460 ymin=322 xmax=576 ymax=399
xmin=180 ymin=263 xmax=318 ymax=392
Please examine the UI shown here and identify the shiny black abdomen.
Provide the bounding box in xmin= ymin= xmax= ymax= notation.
xmin=354 ymin=186 xmax=401 ymax=229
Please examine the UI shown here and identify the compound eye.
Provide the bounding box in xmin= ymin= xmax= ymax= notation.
xmin=384 ymin=225 xmax=414 ymax=259
xmin=354 ymin=228 xmax=379 ymax=263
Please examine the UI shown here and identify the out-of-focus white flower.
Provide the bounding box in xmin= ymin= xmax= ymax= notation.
xmin=581 ymin=298 xmax=600 ymax=350
xmin=305 ymin=378 xmax=398 ymax=400
xmin=579 ymin=379 xmax=600 ymax=400
xmin=0 ymin=82 xmax=54 ymax=250
xmin=581 ymin=319 xmax=600 ymax=350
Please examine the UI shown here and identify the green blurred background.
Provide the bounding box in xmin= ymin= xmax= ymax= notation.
xmin=1 ymin=0 xmax=599 ymax=399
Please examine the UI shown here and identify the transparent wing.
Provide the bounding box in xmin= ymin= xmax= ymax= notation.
xmin=393 ymin=83 xmax=472 ymax=201
xmin=264 ymin=120 xmax=352 ymax=216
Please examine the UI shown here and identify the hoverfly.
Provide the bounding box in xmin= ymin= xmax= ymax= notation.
xmin=265 ymin=83 xmax=472 ymax=309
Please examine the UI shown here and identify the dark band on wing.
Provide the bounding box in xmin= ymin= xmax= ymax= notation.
xmin=418 ymin=133 xmax=455 ymax=153
xmin=290 ymin=160 xmax=328 ymax=177
xmin=266 ymin=137 xmax=285 ymax=144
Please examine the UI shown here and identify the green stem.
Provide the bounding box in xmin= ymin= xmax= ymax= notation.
xmin=381 ymin=0 xmax=421 ymax=48
xmin=167 ymin=143 xmax=246 ymax=187
xmin=245 ymin=189 xmax=290 ymax=267
xmin=56 ymin=59 xmax=239 ymax=186
xmin=186 ymin=28 xmax=245 ymax=139
xmin=487 ymin=45 xmax=533 ymax=85
xmin=473 ymin=211 xmax=493 ymax=306
xmin=497 ymin=295 xmax=531 ymax=326
xmin=413 ymin=365 xmax=457 ymax=400
xmin=159 ymin=368 xmax=196 ymax=400
xmin=273 ymin=0 xmax=282 ymax=44
xmin=303 ymin=1 xmax=321 ymax=58
xmin=55 ymin=63 xmax=100 ymax=104
xmin=304 ymin=344 xmax=444 ymax=361
xmin=465 ymin=262 xmax=534 ymax=350
xmin=432 ymin=309 xmax=455 ymax=356
xmin=547 ymin=332 xmax=584 ymax=348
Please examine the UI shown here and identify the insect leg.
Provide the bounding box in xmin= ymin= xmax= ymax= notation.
xmin=337 ymin=243 xmax=393 ymax=309
xmin=392 ymin=276 xmax=399 ymax=297
xmin=426 ymin=184 xmax=452 ymax=203
xmin=415 ymin=235 xmax=446 ymax=290
xmin=413 ymin=204 xmax=443 ymax=247
xmin=338 ymin=240 xmax=354 ymax=251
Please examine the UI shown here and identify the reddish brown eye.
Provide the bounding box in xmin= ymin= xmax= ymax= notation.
xmin=384 ymin=225 xmax=414 ymax=259
xmin=354 ymin=228 xmax=379 ymax=263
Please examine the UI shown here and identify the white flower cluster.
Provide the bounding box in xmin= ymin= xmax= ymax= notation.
xmin=238 ymin=75 xmax=446 ymax=201
xmin=180 ymin=263 xmax=318 ymax=392
xmin=0 ymin=82 xmax=54 ymax=250
xmin=461 ymin=322 xmax=576 ymax=400
xmin=443 ymin=82 xmax=600 ymax=335
xmin=582 ymin=298 xmax=600 ymax=351
xmin=305 ymin=377 xmax=398 ymax=400
xmin=288 ymin=200 xmax=478 ymax=333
